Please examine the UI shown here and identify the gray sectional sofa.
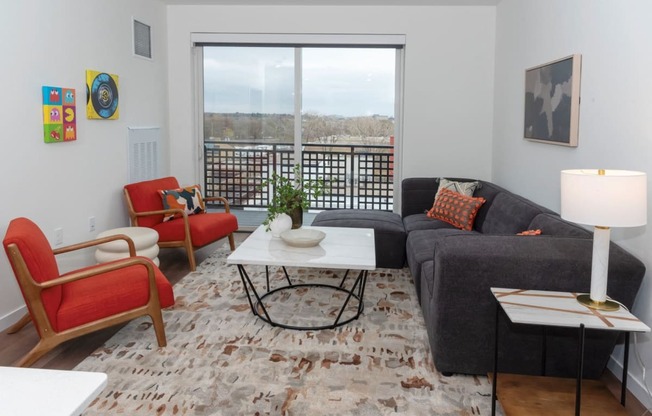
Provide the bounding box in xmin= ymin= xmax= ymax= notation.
xmin=402 ymin=177 xmax=646 ymax=378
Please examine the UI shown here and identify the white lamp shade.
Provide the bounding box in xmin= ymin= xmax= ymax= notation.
xmin=560 ymin=169 xmax=647 ymax=227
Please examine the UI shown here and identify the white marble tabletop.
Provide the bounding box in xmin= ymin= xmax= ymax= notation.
xmin=227 ymin=225 xmax=376 ymax=270
xmin=491 ymin=288 xmax=650 ymax=333
xmin=0 ymin=366 xmax=107 ymax=416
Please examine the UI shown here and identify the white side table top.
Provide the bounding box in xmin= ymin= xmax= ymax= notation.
xmin=226 ymin=225 xmax=376 ymax=270
xmin=491 ymin=288 xmax=650 ymax=333
xmin=0 ymin=366 xmax=107 ymax=416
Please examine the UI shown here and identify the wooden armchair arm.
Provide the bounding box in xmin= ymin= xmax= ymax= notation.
xmin=204 ymin=196 xmax=231 ymax=213
xmin=132 ymin=208 xmax=187 ymax=219
xmin=39 ymin=256 xmax=157 ymax=290
xmin=53 ymin=234 xmax=137 ymax=257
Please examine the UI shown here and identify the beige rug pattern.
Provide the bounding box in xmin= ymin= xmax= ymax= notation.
xmin=75 ymin=244 xmax=499 ymax=415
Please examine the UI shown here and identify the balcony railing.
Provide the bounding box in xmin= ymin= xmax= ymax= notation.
xmin=204 ymin=141 xmax=394 ymax=211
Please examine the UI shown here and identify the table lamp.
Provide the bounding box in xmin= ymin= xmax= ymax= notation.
xmin=560 ymin=169 xmax=647 ymax=311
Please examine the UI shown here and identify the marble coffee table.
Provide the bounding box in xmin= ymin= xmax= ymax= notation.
xmin=226 ymin=225 xmax=375 ymax=330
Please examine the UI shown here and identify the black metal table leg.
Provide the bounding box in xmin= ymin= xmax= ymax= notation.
xmin=338 ymin=270 xmax=351 ymax=288
xmin=492 ymin=301 xmax=499 ymax=416
xmin=575 ymin=323 xmax=585 ymax=416
xmin=622 ymin=332 xmax=630 ymax=406
xmin=334 ymin=270 xmax=365 ymax=326
xmin=281 ymin=266 xmax=292 ymax=285
xmin=237 ymin=264 xmax=273 ymax=323
xmin=237 ymin=264 xmax=366 ymax=330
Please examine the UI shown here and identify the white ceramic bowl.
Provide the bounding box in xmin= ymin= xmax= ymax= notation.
xmin=280 ymin=228 xmax=326 ymax=247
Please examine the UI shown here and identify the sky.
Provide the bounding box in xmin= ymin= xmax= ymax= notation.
xmin=203 ymin=47 xmax=396 ymax=117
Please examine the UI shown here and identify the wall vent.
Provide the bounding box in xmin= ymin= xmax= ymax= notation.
xmin=128 ymin=127 xmax=160 ymax=183
xmin=133 ymin=19 xmax=152 ymax=59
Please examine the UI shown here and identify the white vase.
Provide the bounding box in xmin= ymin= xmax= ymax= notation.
xmin=269 ymin=213 xmax=292 ymax=238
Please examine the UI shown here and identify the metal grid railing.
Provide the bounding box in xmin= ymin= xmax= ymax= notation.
xmin=204 ymin=141 xmax=394 ymax=211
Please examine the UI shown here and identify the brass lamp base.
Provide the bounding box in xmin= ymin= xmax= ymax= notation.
xmin=576 ymin=294 xmax=620 ymax=311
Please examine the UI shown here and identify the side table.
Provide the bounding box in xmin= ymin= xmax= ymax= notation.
xmin=95 ymin=226 xmax=160 ymax=266
xmin=0 ymin=366 xmax=107 ymax=416
xmin=491 ymin=288 xmax=650 ymax=416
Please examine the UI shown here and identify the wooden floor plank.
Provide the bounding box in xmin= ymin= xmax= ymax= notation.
xmin=494 ymin=373 xmax=628 ymax=416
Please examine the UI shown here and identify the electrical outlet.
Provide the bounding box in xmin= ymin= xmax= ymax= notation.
xmin=54 ymin=228 xmax=63 ymax=246
xmin=89 ymin=216 xmax=96 ymax=232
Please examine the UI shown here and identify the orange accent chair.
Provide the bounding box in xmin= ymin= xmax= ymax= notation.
xmin=2 ymin=217 xmax=175 ymax=367
xmin=123 ymin=177 xmax=238 ymax=271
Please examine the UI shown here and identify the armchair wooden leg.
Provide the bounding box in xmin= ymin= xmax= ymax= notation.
xmin=186 ymin=247 xmax=197 ymax=271
xmin=228 ymin=233 xmax=236 ymax=251
xmin=16 ymin=339 xmax=57 ymax=367
xmin=7 ymin=313 xmax=32 ymax=334
xmin=150 ymin=311 xmax=167 ymax=347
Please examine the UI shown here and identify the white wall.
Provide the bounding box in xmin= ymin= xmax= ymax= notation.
xmin=166 ymin=5 xmax=496 ymax=186
xmin=493 ymin=0 xmax=652 ymax=407
xmin=0 ymin=0 xmax=169 ymax=330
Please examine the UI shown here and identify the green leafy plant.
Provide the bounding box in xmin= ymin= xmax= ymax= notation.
xmin=260 ymin=164 xmax=325 ymax=230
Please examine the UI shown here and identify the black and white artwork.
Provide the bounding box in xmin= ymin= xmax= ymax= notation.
xmin=524 ymin=54 xmax=581 ymax=147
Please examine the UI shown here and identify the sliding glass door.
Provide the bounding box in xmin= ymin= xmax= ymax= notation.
xmin=200 ymin=42 xmax=400 ymax=225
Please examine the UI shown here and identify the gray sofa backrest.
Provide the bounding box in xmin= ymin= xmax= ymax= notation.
xmin=401 ymin=177 xmax=568 ymax=235
xmin=401 ymin=177 xmax=497 ymax=219
xmin=528 ymin=213 xmax=592 ymax=238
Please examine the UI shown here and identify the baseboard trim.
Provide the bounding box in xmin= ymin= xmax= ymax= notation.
xmin=607 ymin=355 xmax=650 ymax=412
xmin=0 ymin=305 xmax=27 ymax=332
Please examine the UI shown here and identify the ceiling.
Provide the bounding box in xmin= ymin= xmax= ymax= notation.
xmin=161 ymin=0 xmax=500 ymax=5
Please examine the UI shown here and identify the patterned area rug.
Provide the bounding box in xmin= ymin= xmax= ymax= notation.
xmin=75 ymin=244 xmax=500 ymax=415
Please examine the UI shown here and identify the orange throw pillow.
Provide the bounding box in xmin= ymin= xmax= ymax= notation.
xmin=517 ymin=229 xmax=542 ymax=236
xmin=427 ymin=188 xmax=486 ymax=231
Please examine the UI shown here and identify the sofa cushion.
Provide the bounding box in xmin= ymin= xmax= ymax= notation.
xmin=406 ymin=228 xmax=478 ymax=302
xmin=528 ymin=213 xmax=592 ymax=238
xmin=403 ymin=213 xmax=458 ymax=233
xmin=427 ymin=189 xmax=486 ymax=231
xmin=480 ymin=192 xmax=544 ymax=235
xmin=311 ymin=209 xmax=407 ymax=269
xmin=153 ymin=212 xmax=238 ymax=247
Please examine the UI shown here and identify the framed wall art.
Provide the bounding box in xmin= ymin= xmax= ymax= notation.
xmin=86 ymin=69 xmax=119 ymax=120
xmin=42 ymin=86 xmax=76 ymax=143
xmin=524 ymin=54 xmax=581 ymax=147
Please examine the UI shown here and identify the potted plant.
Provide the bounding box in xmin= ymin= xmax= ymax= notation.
xmin=260 ymin=164 xmax=325 ymax=232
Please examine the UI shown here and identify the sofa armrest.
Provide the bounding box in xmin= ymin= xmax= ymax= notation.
xmin=431 ymin=235 xmax=644 ymax=307
xmin=425 ymin=234 xmax=645 ymax=376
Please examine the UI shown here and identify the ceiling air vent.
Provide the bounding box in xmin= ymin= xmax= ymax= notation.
xmin=133 ymin=19 xmax=152 ymax=59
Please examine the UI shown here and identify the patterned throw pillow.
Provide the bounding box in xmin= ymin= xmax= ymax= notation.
xmin=427 ymin=188 xmax=486 ymax=231
xmin=159 ymin=185 xmax=206 ymax=222
xmin=434 ymin=178 xmax=480 ymax=203
xmin=517 ymin=229 xmax=542 ymax=236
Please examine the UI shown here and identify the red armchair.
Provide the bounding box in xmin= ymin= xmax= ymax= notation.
xmin=123 ymin=177 xmax=238 ymax=271
xmin=3 ymin=217 xmax=175 ymax=367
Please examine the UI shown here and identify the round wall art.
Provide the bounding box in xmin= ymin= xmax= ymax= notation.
xmin=86 ymin=70 xmax=119 ymax=120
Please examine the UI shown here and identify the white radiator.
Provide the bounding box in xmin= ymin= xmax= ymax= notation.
xmin=128 ymin=127 xmax=160 ymax=183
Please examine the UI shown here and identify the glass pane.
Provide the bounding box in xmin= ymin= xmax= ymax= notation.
xmin=203 ymin=47 xmax=295 ymax=211
xmin=302 ymin=48 xmax=395 ymax=143
xmin=302 ymin=48 xmax=395 ymax=211
xmin=203 ymin=47 xmax=294 ymax=144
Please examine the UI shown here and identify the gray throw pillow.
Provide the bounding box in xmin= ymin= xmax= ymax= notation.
xmin=433 ymin=178 xmax=480 ymax=202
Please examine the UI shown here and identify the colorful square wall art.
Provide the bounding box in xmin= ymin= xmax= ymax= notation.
xmin=42 ymin=86 xmax=76 ymax=143
xmin=86 ymin=70 xmax=119 ymax=120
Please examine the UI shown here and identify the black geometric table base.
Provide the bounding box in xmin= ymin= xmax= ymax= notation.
xmin=236 ymin=264 xmax=368 ymax=330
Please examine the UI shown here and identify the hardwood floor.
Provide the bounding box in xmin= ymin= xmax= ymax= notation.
xmin=0 ymin=230 xmax=647 ymax=415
